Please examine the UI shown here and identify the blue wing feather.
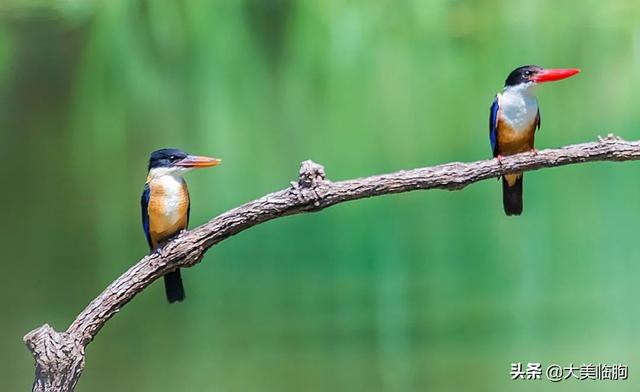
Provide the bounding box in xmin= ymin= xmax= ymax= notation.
xmin=535 ymin=107 xmax=541 ymax=131
xmin=489 ymin=97 xmax=499 ymax=157
xmin=141 ymin=183 xmax=152 ymax=250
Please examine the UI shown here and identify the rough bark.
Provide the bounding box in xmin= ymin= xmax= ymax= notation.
xmin=24 ymin=135 xmax=640 ymax=391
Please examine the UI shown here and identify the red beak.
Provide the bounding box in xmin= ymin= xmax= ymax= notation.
xmin=532 ymin=68 xmax=581 ymax=83
xmin=175 ymin=155 xmax=222 ymax=168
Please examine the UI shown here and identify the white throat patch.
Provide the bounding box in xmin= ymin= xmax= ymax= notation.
xmin=147 ymin=166 xmax=190 ymax=179
xmin=498 ymin=84 xmax=539 ymax=133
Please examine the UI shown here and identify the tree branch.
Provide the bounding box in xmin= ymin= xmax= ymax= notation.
xmin=24 ymin=134 xmax=640 ymax=391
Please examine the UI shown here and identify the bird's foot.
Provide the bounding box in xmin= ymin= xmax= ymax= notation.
xmin=496 ymin=155 xmax=504 ymax=165
xmin=530 ymin=148 xmax=538 ymax=156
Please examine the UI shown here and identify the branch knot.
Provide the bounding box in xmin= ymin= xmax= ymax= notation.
xmin=298 ymin=160 xmax=326 ymax=188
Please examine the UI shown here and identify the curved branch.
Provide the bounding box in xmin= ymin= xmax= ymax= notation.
xmin=23 ymin=134 xmax=640 ymax=391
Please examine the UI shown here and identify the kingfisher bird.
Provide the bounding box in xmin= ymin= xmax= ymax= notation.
xmin=141 ymin=148 xmax=221 ymax=303
xmin=489 ymin=65 xmax=580 ymax=215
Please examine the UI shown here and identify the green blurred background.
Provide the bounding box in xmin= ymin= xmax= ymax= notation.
xmin=2 ymin=1 xmax=640 ymax=391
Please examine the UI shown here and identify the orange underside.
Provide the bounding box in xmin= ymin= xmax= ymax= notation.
xmin=497 ymin=119 xmax=536 ymax=186
xmin=147 ymin=180 xmax=190 ymax=249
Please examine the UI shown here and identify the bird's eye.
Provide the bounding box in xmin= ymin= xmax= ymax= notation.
xmin=170 ymin=155 xmax=177 ymax=160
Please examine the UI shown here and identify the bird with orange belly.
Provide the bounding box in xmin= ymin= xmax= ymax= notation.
xmin=489 ymin=65 xmax=580 ymax=215
xmin=141 ymin=148 xmax=221 ymax=303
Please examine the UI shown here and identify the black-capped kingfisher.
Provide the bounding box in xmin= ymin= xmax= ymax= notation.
xmin=141 ymin=148 xmax=221 ymax=303
xmin=489 ymin=65 xmax=580 ymax=215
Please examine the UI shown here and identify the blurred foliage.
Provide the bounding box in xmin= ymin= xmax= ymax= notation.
xmin=2 ymin=0 xmax=640 ymax=391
